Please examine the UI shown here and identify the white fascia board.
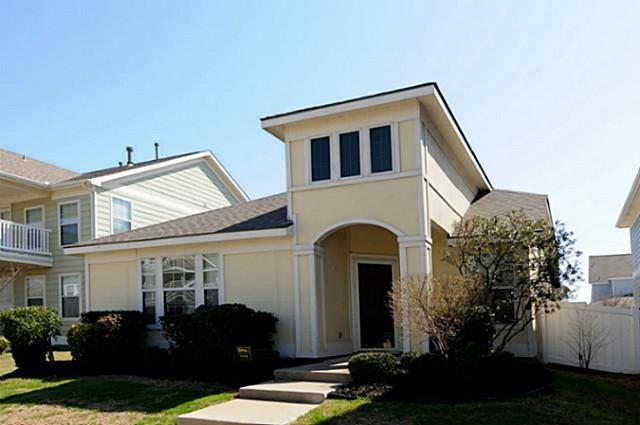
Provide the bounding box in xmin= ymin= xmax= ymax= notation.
xmin=82 ymin=151 xmax=249 ymax=203
xmin=0 ymin=171 xmax=51 ymax=190
xmin=64 ymin=227 xmax=291 ymax=255
xmin=261 ymin=84 xmax=437 ymax=140
xmin=616 ymin=168 xmax=640 ymax=228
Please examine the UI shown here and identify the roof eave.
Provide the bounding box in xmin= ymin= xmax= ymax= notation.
xmin=616 ymin=168 xmax=640 ymax=228
xmin=64 ymin=226 xmax=291 ymax=255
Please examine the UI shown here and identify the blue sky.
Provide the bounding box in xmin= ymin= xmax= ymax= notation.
xmin=2 ymin=1 xmax=639 ymax=300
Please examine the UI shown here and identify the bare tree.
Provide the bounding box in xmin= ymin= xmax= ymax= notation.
xmin=0 ymin=263 xmax=22 ymax=294
xmin=564 ymin=307 xmax=611 ymax=369
xmin=389 ymin=274 xmax=491 ymax=359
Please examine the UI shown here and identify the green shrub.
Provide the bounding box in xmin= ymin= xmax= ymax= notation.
xmin=0 ymin=335 xmax=9 ymax=353
xmin=348 ymin=352 xmax=398 ymax=384
xmin=161 ymin=303 xmax=278 ymax=383
xmin=68 ymin=310 xmax=146 ymax=372
xmin=0 ymin=307 xmax=60 ymax=370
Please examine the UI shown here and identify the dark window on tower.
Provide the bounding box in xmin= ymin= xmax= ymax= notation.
xmin=339 ymin=131 xmax=360 ymax=177
xmin=370 ymin=125 xmax=392 ymax=173
xmin=310 ymin=136 xmax=331 ymax=181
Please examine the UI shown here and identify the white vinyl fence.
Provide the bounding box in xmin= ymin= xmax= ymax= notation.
xmin=537 ymin=301 xmax=640 ymax=374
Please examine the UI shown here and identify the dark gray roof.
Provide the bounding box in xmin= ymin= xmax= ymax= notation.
xmin=589 ymin=254 xmax=632 ymax=283
xmin=70 ymin=193 xmax=290 ymax=248
xmin=463 ymin=189 xmax=552 ymax=224
xmin=63 ymin=151 xmax=202 ymax=182
xmin=0 ymin=148 xmax=78 ymax=184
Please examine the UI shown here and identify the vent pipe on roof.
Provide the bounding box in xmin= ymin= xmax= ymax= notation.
xmin=154 ymin=142 xmax=160 ymax=160
xmin=118 ymin=161 xmax=123 ymax=167
xmin=126 ymin=146 xmax=134 ymax=166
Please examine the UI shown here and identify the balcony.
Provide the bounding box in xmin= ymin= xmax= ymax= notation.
xmin=0 ymin=219 xmax=53 ymax=267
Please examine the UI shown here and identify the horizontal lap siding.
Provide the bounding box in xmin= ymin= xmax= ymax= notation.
xmin=95 ymin=162 xmax=237 ymax=238
xmin=12 ymin=195 xmax=91 ymax=325
xmin=631 ymin=217 xmax=640 ymax=306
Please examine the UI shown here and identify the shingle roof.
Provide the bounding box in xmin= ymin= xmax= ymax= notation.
xmin=463 ymin=189 xmax=552 ymax=224
xmin=70 ymin=193 xmax=291 ymax=248
xmin=63 ymin=151 xmax=202 ymax=182
xmin=588 ymin=254 xmax=632 ymax=283
xmin=0 ymin=148 xmax=78 ymax=185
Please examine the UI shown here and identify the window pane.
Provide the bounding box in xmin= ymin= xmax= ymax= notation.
xmin=340 ymin=132 xmax=360 ymax=177
xmin=61 ymin=224 xmax=78 ymax=245
xmin=141 ymin=258 xmax=156 ymax=290
xmin=164 ymin=290 xmax=195 ymax=316
xmin=62 ymin=297 xmax=80 ymax=318
xmin=61 ymin=275 xmax=80 ymax=296
xmin=493 ymin=288 xmax=515 ymax=323
xmin=370 ymin=126 xmax=392 ymax=173
xmin=26 ymin=208 xmax=43 ymax=226
xmin=112 ymin=198 xmax=132 ymax=220
xmin=203 ymin=254 xmax=219 ymax=288
xmin=60 ymin=203 xmax=78 ymax=223
xmin=311 ymin=137 xmax=331 ymax=181
xmin=204 ymin=289 xmax=219 ymax=306
xmin=143 ymin=292 xmax=156 ymax=323
xmin=27 ymin=298 xmax=44 ymax=307
xmin=162 ymin=256 xmax=196 ymax=289
xmin=113 ymin=219 xmax=131 ymax=234
xmin=27 ymin=278 xmax=44 ymax=298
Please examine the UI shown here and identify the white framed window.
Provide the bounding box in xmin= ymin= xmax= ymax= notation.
xmin=111 ymin=197 xmax=132 ymax=234
xmin=59 ymin=273 xmax=81 ymax=319
xmin=141 ymin=253 xmax=222 ymax=324
xmin=162 ymin=255 xmax=196 ymax=316
xmin=339 ymin=130 xmax=361 ymax=178
xmin=141 ymin=258 xmax=157 ymax=324
xmin=25 ymin=206 xmax=44 ymax=227
xmin=25 ymin=275 xmax=45 ymax=306
xmin=58 ymin=201 xmax=79 ymax=246
xmin=203 ymin=253 xmax=220 ymax=306
xmin=310 ymin=136 xmax=331 ymax=182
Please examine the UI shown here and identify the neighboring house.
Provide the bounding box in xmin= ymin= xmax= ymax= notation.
xmin=66 ymin=82 xmax=551 ymax=358
xmin=617 ymin=168 xmax=640 ymax=307
xmin=588 ymin=254 xmax=633 ymax=303
xmin=0 ymin=148 xmax=248 ymax=337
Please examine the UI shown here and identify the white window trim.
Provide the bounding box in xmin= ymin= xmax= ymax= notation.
xmin=58 ymin=200 xmax=80 ymax=247
xmin=139 ymin=252 xmax=223 ymax=327
xmin=110 ymin=195 xmax=134 ymax=234
xmin=306 ymin=134 xmax=333 ymax=185
xmin=336 ymin=128 xmax=363 ymax=180
xmin=366 ymin=123 xmax=398 ymax=176
xmin=59 ymin=273 xmax=82 ymax=320
xmin=24 ymin=205 xmax=45 ymax=227
xmin=25 ymin=275 xmax=46 ymax=307
xmin=303 ymin=122 xmax=400 ymax=188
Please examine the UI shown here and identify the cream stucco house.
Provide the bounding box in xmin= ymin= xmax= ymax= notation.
xmin=65 ymin=83 xmax=551 ymax=358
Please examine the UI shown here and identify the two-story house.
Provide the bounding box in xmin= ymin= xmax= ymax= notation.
xmin=0 ymin=147 xmax=248 ymax=337
xmin=66 ymin=83 xmax=551 ymax=357
xmin=617 ymin=168 xmax=640 ymax=307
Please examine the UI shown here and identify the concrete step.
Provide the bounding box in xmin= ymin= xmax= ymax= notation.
xmin=177 ymin=399 xmax=317 ymax=425
xmin=274 ymin=359 xmax=352 ymax=384
xmin=238 ymin=380 xmax=340 ymax=404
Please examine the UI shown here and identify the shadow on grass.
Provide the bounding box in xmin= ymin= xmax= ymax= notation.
xmin=0 ymin=371 xmax=232 ymax=414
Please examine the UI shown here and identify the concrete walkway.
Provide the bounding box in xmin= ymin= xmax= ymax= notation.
xmin=178 ymin=358 xmax=351 ymax=425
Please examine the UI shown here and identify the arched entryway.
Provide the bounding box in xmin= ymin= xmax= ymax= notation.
xmin=316 ymin=223 xmax=401 ymax=355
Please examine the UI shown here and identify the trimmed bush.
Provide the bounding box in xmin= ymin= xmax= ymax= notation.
xmin=161 ymin=303 xmax=278 ymax=383
xmin=68 ymin=310 xmax=146 ymax=372
xmin=0 ymin=335 xmax=9 ymax=354
xmin=348 ymin=352 xmax=398 ymax=384
xmin=0 ymin=307 xmax=60 ymax=370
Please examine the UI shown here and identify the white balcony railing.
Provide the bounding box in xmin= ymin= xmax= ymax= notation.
xmin=0 ymin=219 xmax=52 ymax=256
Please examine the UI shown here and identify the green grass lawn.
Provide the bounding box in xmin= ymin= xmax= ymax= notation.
xmin=1 ymin=353 xmax=639 ymax=425
xmin=0 ymin=352 xmax=235 ymax=424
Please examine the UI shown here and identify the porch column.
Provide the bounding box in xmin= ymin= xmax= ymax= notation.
xmin=397 ymin=235 xmax=433 ymax=353
xmin=292 ymin=244 xmax=325 ymax=358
